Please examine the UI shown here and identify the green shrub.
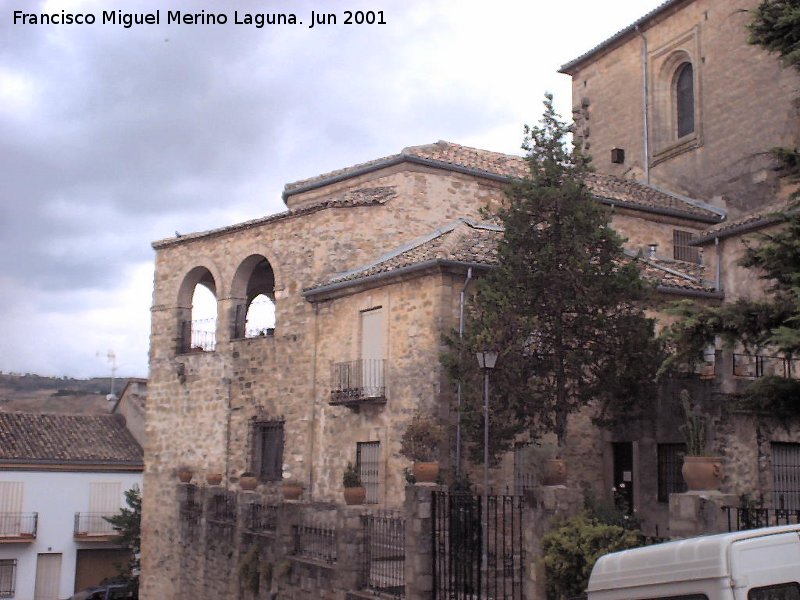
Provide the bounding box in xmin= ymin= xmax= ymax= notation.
xmin=542 ymin=511 xmax=642 ymax=600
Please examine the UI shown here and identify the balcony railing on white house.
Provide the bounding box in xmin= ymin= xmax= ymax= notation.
xmin=330 ymin=359 xmax=386 ymax=406
xmin=0 ymin=513 xmax=37 ymax=542
xmin=73 ymin=512 xmax=117 ymax=539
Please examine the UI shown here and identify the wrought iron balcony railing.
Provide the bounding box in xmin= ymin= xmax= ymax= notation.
xmin=0 ymin=513 xmax=37 ymax=542
xmin=330 ymin=359 xmax=386 ymax=406
xmin=74 ymin=512 xmax=117 ymax=539
xmin=733 ymin=353 xmax=798 ymax=379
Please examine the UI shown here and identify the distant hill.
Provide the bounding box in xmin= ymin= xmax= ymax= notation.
xmin=0 ymin=373 xmax=131 ymax=415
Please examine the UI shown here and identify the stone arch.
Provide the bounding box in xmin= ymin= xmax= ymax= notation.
xmin=176 ymin=265 xmax=219 ymax=353
xmin=230 ymin=254 xmax=278 ymax=339
xmin=651 ymin=42 xmax=701 ymax=162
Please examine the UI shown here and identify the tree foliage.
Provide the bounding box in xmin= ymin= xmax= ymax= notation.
xmin=104 ymin=486 xmax=141 ymax=595
xmin=662 ymin=212 xmax=800 ymax=410
xmin=748 ymin=0 xmax=800 ymax=72
xmin=445 ymin=95 xmax=661 ymax=462
xmin=542 ymin=510 xmax=642 ymax=600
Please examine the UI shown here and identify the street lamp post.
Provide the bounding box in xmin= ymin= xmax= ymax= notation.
xmin=476 ymin=350 xmax=498 ymax=579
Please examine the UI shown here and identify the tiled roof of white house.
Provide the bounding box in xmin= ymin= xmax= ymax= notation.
xmin=0 ymin=412 xmax=143 ymax=467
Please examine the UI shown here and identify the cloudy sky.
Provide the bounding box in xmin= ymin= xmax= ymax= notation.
xmin=1 ymin=0 xmax=665 ymax=378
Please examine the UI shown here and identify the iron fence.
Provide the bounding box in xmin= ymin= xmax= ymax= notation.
xmin=74 ymin=513 xmax=116 ymax=536
xmin=432 ymin=491 xmax=525 ymax=600
xmin=724 ymin=506 xmax=800 ymax=531
xmin=207 ymin=491 xmax=236 ymax=525
xmin=248 ymin=502 xmax=278 ymax=535
xmin=733 ymin=353 xmax=797 ymax=379
xmin=362 ymin=511 xmax=405 ymax=598
xmin=0 ymin=513 xmax=37 ymax=538
xmin=179 ymin=318 xmax=217 ymax=353
xmin=293 ymin=522 xmax=337 ymax=564
xmin=330 ymin=359 xmax=386 ymax=405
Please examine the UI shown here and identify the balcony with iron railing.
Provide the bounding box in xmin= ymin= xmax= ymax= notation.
xmin=178 ymin=318 xmax=217 ymax=354
xmin=74 ymin=513 xmax=118 ymax=541
xmin=733 ymin=353 xmax=798 ymax=379
xmin=330 ymin=359 xmax=386 ymax=407
xmin=0 ymin=513 xmax=37 ymax=543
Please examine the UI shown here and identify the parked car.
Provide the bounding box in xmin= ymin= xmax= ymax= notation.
xmin=587 ymin=524 xmax=800 ymax=600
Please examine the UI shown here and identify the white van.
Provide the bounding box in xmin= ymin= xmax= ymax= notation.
xmin=587 ymin=525 xmax=800 ymax=600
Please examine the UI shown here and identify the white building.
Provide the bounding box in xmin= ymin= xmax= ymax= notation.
xmin=0 ymin=413 xmax=143 ymax=600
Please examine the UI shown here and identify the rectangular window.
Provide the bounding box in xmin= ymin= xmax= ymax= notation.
xmin=772 ymin=442 xmax=800 ymax=510
xmin=252 ymin=420 xmax=284 ymax=481
xmin=749 ymin=583 xmax=800 ymax=600
xmin=0 ymin=559 xmax=15 ymax=598
xmin=658 ymin=443 xmax=687 ymax=503
xmin=357 ymin=441 xmax=380 ymax=504
xmin=673 ymin=230 xmax=701 ymax=264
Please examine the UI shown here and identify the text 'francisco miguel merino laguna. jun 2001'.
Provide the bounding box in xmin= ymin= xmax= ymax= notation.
xmin=12 ymin=9 xmax=388 ymax=29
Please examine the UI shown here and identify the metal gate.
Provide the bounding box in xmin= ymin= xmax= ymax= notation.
xmin=432 ymin=491 xmax=525 ymax=600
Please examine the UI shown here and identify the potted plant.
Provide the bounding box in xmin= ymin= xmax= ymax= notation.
xmin=177 ymin=465 xmax=193 ymax=484
xmin=205 ymin=470 xmax=223 ymax=486
xmin=281 ymin=479 xmax=304 ymax=500
xmin=343 ymin=462 xmax=366 ymax=505
xmin=400 ymin=411 xmax=444 ymax=483
xmin=680 ymin=390 xmax=722 ymax=490
xmin=240 ymin=471 xmax=258 ymax=491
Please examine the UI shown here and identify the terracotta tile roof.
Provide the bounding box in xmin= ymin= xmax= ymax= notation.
xmin=284 ymin=141 xmax=724 ymax=222
xmin=693 ymin=199 xmax=793 ymax=244
xmin=306 ymin=219 xmax=501 ymax=292
xmin=635 ymin=254 xmax=715 ymax=293
xmin=152 ymin=186 xmax=397 ymax=249
xmin=306 ymin=218 xmax=716 ymax=296
xmin=0 ymin=412 xmax=143 ymax=466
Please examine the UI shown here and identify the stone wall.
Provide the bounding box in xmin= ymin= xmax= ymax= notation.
xmin=567 ymin=0 xmax=800 ymax=217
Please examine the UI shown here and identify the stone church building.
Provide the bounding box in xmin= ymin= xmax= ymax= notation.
xmin=141 ymin=0 xmax=800 ymax=597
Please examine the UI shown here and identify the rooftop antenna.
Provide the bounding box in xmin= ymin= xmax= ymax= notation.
xmin=96 ymin=350 xmax=118 ymax=404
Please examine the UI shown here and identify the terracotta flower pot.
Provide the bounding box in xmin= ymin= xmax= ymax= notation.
xmin=240 ymin=475 xmax=259 ymax=491
xmin=541 ymin=458 xmax=567 ymax=486
xmin=177 ymin=468 xmax=193 ymax=484
xmin=282 ymin=483 xmax=303 ymax=500
xmin=412 ymin=461 xmax=439 ymax=483
xmin=344 ymin=486 xmax=366 ymax=505
xmin=206 ymin=472 xmax=223 ymax=486
xmin=682 ymin=456 xmax=722 ymax=490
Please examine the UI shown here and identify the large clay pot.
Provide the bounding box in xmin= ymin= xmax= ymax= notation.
xmin=240 ymin=475 xmax=259 ymax=491
xmin=682 ymin=456 xmax=722 ymax=490
xmin=177 ymin=468 xmax=193 ymax=484
xmin=282 ymin=483 xmax=303 ymax=500
xmin=413 ymin=462 xmax=440 ymax=483
xmin=344 ymin=486 xmax=366 ymax=505
xmin=541 ymin=458 xmax=567 ymax=486
xmin=206 ymin=472 xmax=223 ymax=486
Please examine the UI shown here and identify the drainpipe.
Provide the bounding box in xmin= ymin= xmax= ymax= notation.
xmin=456 ymin=267 xmax=473 ymax=479
xmin=715 ymin=237 xmax=721 ymax=291
xmin=636 ymin=25 xmax=651 ymax=184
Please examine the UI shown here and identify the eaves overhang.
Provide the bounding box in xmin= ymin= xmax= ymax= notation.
xmin=691 ymin=214 xmax=786 ymax=245
xmin=0 ymin=460 xmax=144 ymax=472
xmin=594 ymin=194 xmax=723 ymax=224
xmin=303 ymin=259 xmax=493 ymax=301
xmin=283 ymin=154 xmax=510 ymax=203
xmin=655 ymin=285 xmax=723 ymax=299
xmin=559 ymin=0 xmax=689 ymax=75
